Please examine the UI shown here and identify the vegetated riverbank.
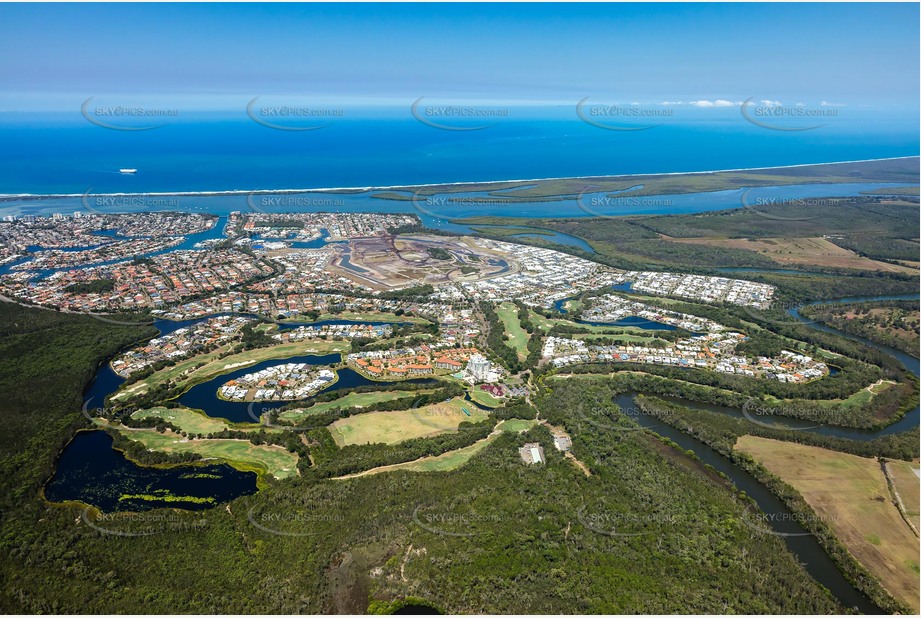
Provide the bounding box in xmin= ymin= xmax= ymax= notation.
xmin=535 ymin=287 xmax=920 ymax=613
xmin=634 ymin=394 xmax=911 ymax=615
xmin=10 ymin=196 xmax=916 ymax=606
xmin=0 ymin=285 xmax=904 ymax=612
xmin=800 ymin=299 xmax=919 ymax=359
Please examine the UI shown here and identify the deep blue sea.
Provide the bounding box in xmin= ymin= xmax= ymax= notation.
xmin=0 ymin=106 xmax=917 ymax=196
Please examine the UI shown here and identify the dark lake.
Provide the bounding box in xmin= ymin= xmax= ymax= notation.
xmin=44 ymin=430 xmax=258 ymax=513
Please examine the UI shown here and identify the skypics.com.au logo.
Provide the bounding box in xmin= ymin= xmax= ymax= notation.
xmin=576 ymin=185 xmax=675 ymax=218
xmin=741 ymin=98 xmax=841 ymax=132
xmin=410 ymin=189 xmax=513 ymax=223
xmin=81 ymin=97 xmax=179 ymax=131
xmin=411 ymin=98 xmax=509 ymax=131
xmin=82 ymin=508 xmax=207 ymax=537
xmin=246 ymin=97 xmax=344 ymax=131
xmin=576 ymin=98 xmax=674 ymax=131
xmin=246 ymin=193 xmax=346 ymax=214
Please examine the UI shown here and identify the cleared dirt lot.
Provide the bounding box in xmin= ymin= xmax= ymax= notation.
xmin=736 ymin=436 xmax=920 ymax=612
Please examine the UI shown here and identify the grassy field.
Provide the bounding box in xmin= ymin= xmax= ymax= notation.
xmin=112 ymin=339 xmax=350 ymax=402
xmin=886 ymin=459 xmax=921 ymax=531
xmin=668 ymin=236 xmax=918 ymax=274
xmin=328 ymin=397 xmax=490 ymax=447
xmin=338 ymin=418 xmax=539 ymax=478
xmin=736 ymin=436 xmax=920 ymax=612
xmin=468 ymin=388 xmax=504 ymax=408
xmin=338 ymin=437 xmax=495 ymax=478
xmin=278 ymin=389 xmax=437 ymax=421
xmin=131 ymin=407 xmax=231 ymax=434
xmin=497 ymin=302 xmax=529 ymax=360
xmin=495 ymin=418 xmax=539 ymax=433
xmin=114 ymin=427 xmax=299 ymax=480
xmin=468 ymin=225 xmax=555 ymax=237
xmin=563 ymin=299 xmax=583 ymax=313
xmin=528 ymin=309 xmax=661 ymax=336
xmin=764 ymin=379 xmax=897 ymax=411
xmin=860 ymin=186 xmax=920 ymax=196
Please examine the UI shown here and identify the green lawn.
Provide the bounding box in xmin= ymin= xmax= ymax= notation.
xmin=563 ymin=299 xmax=583 ymax=313
xmin=497 ymin=302 xmax=529 ymax=360
xmin=764 ymin=379 xmax=896 ymax=409
xmin=131 ymin=407 xmax=231 ymax=434
xmin=278 ymin=389 xmax=437 ymax=422
xmin=529 ymin=309 xmax=661 ymax=336
xmin=496 ymin=418 xmax=539 ymax=433
xmin=328 ymin=397 xmax=489 ymax=446
xmin=339 ymin=417 xmax=539 ymax=478
xmin=397 ymin=438 xmax=494 ymax=472
xmin=114 ymin=427 xmax=299 ymax=479
xmin=112 ymin=339 xmax=350 ymax=402
xmin=468 ymin=388 xmax=504 ymax=408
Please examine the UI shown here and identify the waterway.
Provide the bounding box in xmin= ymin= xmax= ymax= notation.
xmin=595 ymin=292 xmax=919 ymax=612
xmin=45 ymin=273 xmax=918 ymax=611
xmin=43 ymin=430 xmax=258 ymax=512
xmin=54 ymin=315 xmax=417 ymax=510
xmin=579 ymin=315 xmax=677 ymax=331
xmin=613 ymin=392 xmax=881 ymax=614
xmin=6 ymin=182 xmax=915 ymax=221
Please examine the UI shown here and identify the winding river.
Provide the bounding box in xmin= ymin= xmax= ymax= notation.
xmin=45 ymin=273 xmax=917 ymax=611
xmin=563 ymin=291 xmax=919 ymax=612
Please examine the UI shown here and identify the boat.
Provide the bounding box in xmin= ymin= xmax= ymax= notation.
xmin=119 ymin=168 xmax=137 ymax=174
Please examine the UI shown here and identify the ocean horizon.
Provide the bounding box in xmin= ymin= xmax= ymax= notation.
xmin=1 ymin=107 xmax=917 ymax=196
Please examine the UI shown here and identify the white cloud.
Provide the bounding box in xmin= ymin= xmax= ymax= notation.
xmin=760 ymin=99 xmax=782 ymax=107
xmin=820 ymin=100 xmax=846 ymax=107
xmin=690 ymin=99 xmax=738 ymax=108
xmin=660 ymin=101 xmax=683 ymax=106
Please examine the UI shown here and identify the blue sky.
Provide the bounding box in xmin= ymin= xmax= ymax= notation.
xmin=0 ymin=3 xmax=918 ymax=111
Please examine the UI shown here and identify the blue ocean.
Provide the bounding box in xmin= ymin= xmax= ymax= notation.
xmin=0 ymin=105 xmax=917 ymax=196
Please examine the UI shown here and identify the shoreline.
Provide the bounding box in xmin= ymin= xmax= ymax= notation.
xmin=1 ymin=155 xmax=917 ymax=201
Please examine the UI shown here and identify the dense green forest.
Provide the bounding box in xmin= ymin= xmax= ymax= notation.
xmin=2 ymin=179 xmax=917 ymax=613
xmin=800 ymin=300 xmax=920 ymax=358
xmin=0 ymin=302 xmax=851 ymax=614
xmin=634 ymin=395 xmax=914 ymax=614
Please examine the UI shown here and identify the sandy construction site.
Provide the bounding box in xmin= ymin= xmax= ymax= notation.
xmin=326 ymin=233 xmax=515 ymax=289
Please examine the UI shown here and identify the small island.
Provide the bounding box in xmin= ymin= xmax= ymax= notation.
xmin=217 ymin=363 xmax=337 ymax=402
